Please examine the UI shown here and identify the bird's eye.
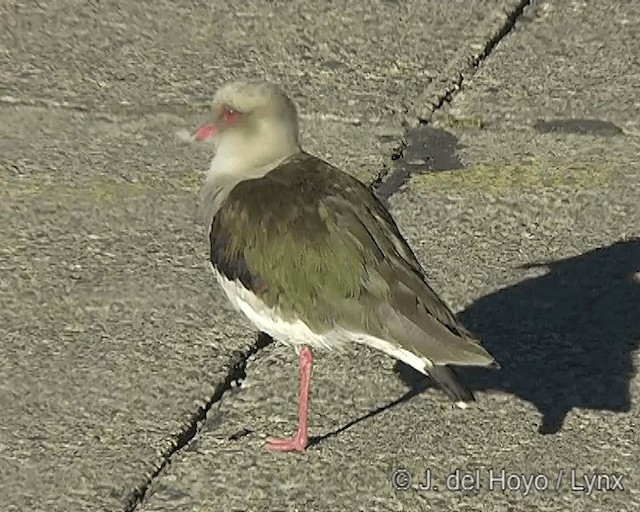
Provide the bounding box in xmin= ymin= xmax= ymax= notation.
xmin=222 ymin=107 xmax=239 ymax=123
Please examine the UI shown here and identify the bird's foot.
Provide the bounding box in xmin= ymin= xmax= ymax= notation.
xmin=266 ymin=433 xmax=308 ymax=452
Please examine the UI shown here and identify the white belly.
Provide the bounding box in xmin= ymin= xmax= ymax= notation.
xmin=211 ymin=268 xmax=433 ymax=374
xmin=213 ymin=269 xmax=338 ymax=349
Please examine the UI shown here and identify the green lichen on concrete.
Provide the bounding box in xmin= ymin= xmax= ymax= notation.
xmin=438 ymin=114 xmax=485 ymax=130
xmin=409 ymin=161 xmax=612 ymax=193
xmin=2 ymin=170 xmax=203 ymax=201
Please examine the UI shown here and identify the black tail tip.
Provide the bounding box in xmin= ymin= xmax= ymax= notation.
xmin=489 ymin=359 xmax=501 ymax=370
xmin=429 ymin=365 xmax=475 ymax=404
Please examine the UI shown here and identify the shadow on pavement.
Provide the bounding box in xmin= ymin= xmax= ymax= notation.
xmin=398 ymin=238 xmax=640 ymax=434
xmin=308 ymin=385 xmax=426 ymax=448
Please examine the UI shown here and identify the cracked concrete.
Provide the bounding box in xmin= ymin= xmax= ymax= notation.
xmin=415 ymin=0 xmax=532 ymax=122
xmin=2 ymin=0 xmax=639 ymax=511
xmin=372 ymin=0 xmax=530 ymax=202
xmin=124 ymin=333 xmax=274 ymax=512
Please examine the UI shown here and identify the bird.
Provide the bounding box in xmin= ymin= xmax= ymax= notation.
xmin=191 ymin=81 xmax=499 ymax=452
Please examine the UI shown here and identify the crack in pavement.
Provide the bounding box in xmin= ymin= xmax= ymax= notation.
xmin=424 ymin=0 xmax=533 ymax=120
xmin=124 ymin=332 xmax=274 ymax=512
xmin=2 ymin=5 xmax=533 ymax=507
xmin=372 ymin=0 xmax=533 ymax=203
xmin=370 ymin=140 xmax=410 ymax=208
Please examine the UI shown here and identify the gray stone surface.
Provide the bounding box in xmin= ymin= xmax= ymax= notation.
xmin=0 ymin=1 xmax=534 ymax=511
xmin=1 ymin=0 xmax=519 ymax=122
xmin=136 ymin=1 xmax=640 ymax=512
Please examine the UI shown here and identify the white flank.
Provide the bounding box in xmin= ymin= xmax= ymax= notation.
xmin=213 ymin=270 xmax=435 ymax=371
xmin=347 ymin=333 xmax=468 ymax=408
xmin=214 ymin=269 xmax=470 ymax=408
xmin=213 ymin=270 xmax=336 ymax=349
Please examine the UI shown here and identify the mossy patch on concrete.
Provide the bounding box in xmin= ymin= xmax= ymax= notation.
xmin=438 ymin=114 xmax=485 ymax=130
xmin=2 ymin=171 xmax=203 ymax=202
xmin=409 ymin=161 xmax=613 ymax=193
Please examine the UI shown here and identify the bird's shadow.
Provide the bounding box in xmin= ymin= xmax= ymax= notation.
xmin=398 ymin=238 xmax=640 ymax=434
xmin=310 ymin=238 xmax=640 ymax=445
xmin=308 ymin=384 xmax=428 ymax=448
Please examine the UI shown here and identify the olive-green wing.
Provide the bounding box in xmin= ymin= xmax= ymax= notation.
xmin=322 ymin=191 xmax=496 ymax=367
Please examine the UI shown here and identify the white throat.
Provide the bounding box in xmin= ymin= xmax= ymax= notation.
xmin=206 ymin=125 xmax=299 ymax=180
xmin=205 ymin=142 xmax=295 ymax=183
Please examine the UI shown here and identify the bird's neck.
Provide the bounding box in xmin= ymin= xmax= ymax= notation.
xmin=198 ymin=140 xmax=300 ymax=229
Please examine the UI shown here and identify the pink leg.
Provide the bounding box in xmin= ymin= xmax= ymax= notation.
xmin=266 ymin=346 xmax=313 ymax=452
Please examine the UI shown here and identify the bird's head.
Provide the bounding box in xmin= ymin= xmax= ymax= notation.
xmin=194 ymin=81 xmax=301 ymax=176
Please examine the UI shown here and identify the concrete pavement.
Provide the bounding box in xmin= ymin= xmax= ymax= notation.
xmin=1 ymin=1 xmax=638 ymax=511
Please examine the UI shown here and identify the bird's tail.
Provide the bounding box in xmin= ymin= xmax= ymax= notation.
xmin=428 ymin=365 xmax=475 ymax=407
